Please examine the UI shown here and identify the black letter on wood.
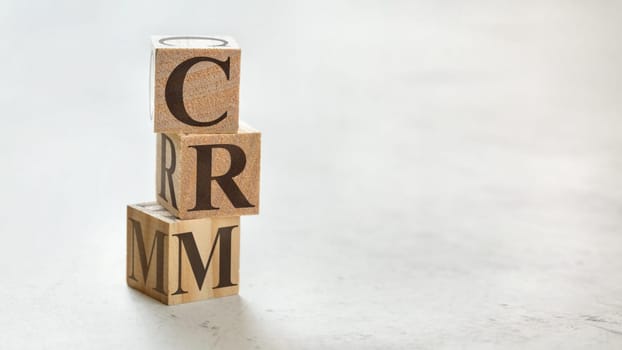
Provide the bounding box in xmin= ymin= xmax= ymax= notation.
xmin=189 ymin=144 xmax=254 ymax=211
xmin=128 ymin=219 xmax=166 ymax=295
xmin=165 ymin=56 xmax=231 ymax=126
xmin=172 ymin=225 xmax=238 ymax=295
xmin=158 ymin=134 xmax=178 ymax=209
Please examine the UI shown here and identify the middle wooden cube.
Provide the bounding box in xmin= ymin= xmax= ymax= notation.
xmin=156 ymin=123 xmax=261 ymax=219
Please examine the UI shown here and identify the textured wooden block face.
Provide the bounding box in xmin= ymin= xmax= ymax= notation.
xmin=126 ymin=202 xmax=240 ymax=305
xmin=151 ymin=35 xmax=240 ymax=134
xmin=156 ymin=123 xmax=261 ymax=219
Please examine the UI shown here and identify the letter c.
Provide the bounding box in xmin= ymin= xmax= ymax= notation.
xmin=165 ymin=56 xmax=231 ymax=126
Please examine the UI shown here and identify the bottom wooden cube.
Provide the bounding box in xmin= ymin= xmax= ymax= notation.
xmin=126 ymin=202 xmax=240 ymax=305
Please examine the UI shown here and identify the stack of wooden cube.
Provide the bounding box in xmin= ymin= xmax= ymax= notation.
xmin=126 ymin=36 xmax=261 ymax=305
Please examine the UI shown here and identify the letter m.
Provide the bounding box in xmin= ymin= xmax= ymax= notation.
xmin=172 ymin=225 xmax=238 ymax=295
xmin=128 ymin=218 xmax=166 ymax=295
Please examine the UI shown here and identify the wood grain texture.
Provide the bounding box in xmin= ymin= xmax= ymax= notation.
xmin=151 ymin=35 xmax=240 ymax=134
xmin=126 ymin=202 xmax=240 ymax=305
xmin=156 ymin=122 xmax=261 ymax=219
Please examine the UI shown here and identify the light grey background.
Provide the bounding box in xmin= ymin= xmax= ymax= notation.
xmin=1 ymin=0 xmax=622 ymax=348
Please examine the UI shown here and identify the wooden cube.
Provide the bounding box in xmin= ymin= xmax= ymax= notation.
xmin=151 ymin=35 xmax=241 ymax=134
xmin=156 ymin=122 xmax=261 ymax=219
xmin=126 ymin=202 xmax=240 ymax=305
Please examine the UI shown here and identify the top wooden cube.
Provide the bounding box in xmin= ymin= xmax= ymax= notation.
xmin=151 ymin=35 xmax=241 ymax=134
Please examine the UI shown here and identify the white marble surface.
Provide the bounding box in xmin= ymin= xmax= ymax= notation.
xmin=1 ymin=1 xmax=622 ymax=348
